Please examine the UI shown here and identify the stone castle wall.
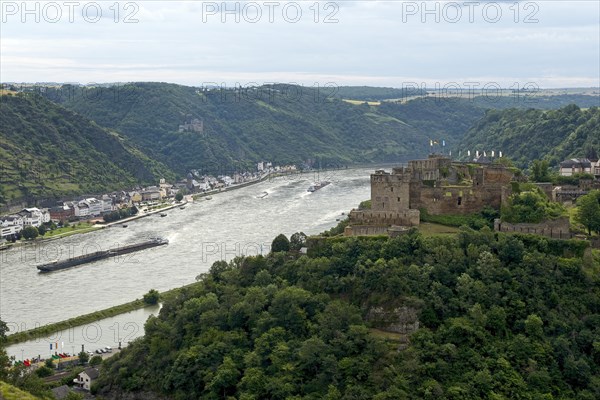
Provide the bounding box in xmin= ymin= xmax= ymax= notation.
xmin=348 ymin=209 xmax=420 ymax=226
xmin=494 ymin=217 xmax=571 ymax=238
xmin=370 ymin=170 xmax=411 ymax=212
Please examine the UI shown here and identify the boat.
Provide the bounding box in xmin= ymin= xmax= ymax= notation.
xmin=160 ymin=213 xmax=167 ymax=217
xmin=257 ymin=191 xmax=268 ymax=198
xmin=205 ymin=196 xmax=213 ymax=200
xmin=307 ymin=181 xmax=331 ymax=192
xmin=36 ymin=238 xmax=169 ymax=273
xmin=122 ymin=224 xmax=128 ymax=228
xmin=179 ymin=206 xmax=186 ymax=210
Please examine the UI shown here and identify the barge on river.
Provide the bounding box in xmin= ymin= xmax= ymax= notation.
xmin=36 ymin=238 xmax=169 ymax=273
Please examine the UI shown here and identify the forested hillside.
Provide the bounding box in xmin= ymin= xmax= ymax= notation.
xmin=457 ymin=105 xmax=600 ymax=168
xmin=48 ymin=83 xmax=433 ymax=173
xmin=377 ymin=98 xmax=487 ymax=145
xmin=0 ymin=93 xmax=173 ymax=207
xmin=97 ymin=229 xmax=600 ymax=399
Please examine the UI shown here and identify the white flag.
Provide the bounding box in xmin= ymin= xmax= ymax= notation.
xmin=499 ymin=151 xmax=503 ymax=157
xmin=484 ymin=151 xmax=487 ymax=157
xmin=476 ymin=150 xmax=480 ymax=158
xmin=468 ymin=150 xmax=471 ymax=156
xmin=491 ymin=150 xmax=495 ymax=157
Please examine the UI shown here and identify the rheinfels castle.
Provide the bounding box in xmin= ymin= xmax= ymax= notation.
xmin=346 ymin=155 xmax=515 ymax=236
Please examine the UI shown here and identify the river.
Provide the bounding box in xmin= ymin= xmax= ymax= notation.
xmin=1 ymin=167 xmax=379 ymax=359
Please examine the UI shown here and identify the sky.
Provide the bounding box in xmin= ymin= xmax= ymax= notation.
xmin=1 ymin=0 xmax=599 ymax=88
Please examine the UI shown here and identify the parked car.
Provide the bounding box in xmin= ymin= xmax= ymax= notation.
xmin=95 ymin=349 xmax=103 ymax=354
xmin=104 ymin=346 xmax=112 ymax=353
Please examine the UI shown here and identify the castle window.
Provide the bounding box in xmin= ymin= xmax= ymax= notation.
xmin=397 ymin=197 xmax=400 ymax=202
xmin=390 ymin=187 xmax=393 ymax=192
xmin=457 ymin=196 xmax=462 ymax=205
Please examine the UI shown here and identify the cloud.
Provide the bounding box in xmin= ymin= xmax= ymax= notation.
xmin=1 ymin=1 xmax=598 ymax=87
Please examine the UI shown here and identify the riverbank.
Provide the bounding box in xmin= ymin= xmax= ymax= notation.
xmin=0 ymin=200 xmax=188 ymax=252
xmin=6 ymin=281 xmax=201 ymax=345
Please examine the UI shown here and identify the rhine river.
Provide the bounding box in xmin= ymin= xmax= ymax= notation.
xmin=2 ymin=167 xmax=382 ymax=359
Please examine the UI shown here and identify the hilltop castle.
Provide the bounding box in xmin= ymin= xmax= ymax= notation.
xmin=346 ymin=155 xmax=515 ymax=236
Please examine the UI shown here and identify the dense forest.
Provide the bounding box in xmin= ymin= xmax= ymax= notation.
xmin=0 ymin=94 xmax=173 ymax=207
xmin=457 ymin=105 xmax=600 ymax=168
xmin=95 ymin=228 xmax=600 ymax=399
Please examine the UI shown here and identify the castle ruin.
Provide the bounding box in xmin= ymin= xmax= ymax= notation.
xmin=345 ymin=155 xmax=515 ymax=236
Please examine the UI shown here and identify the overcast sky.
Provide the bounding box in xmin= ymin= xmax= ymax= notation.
xmin=1 ymin=1 xmax=599 ymax=88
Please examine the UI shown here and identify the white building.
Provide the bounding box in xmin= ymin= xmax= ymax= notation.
xmin=41 ymin=209 xmax=50 ymax=224
xmin=0 ymin=215 xmax=24 ymax=237
xmin=84 ymin=198 xmax=103 ymax=216
xmin=559 ymin=159 xmax=592 ymax=177
xmin=74 ymin=202 xmax=90 ymax=218
xmin=100 ymin=195 xmax=114 ymax=213
xmin=74 ymin=367 xmax=99 ymax=391
xmin=18 ymin=208 xmax=45 ymax=227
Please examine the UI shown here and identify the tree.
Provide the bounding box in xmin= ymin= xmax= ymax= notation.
xmin=65 ymin=392 xmax=85 ymax=400
xmin=575 ymin=190 xmax=600 ymax=235
xmin=143 ymin=289 xmax=160 ymax=305
xmin=271 ymin=234 xmax=290 ymax=253
xmin=78 ymin=351 xmax=89 ymax=365
xmin=530 ymin=159 xmax=551 ymax=182
xmin=501 ymin=187 xmax=565 ymax=223
xmin=89 ymin=355 xmax=103 ymax=366
xmin=34 ymin=365 xmax=53 ymax=377
xmin=37 ymin=224 xmax=46 ymax=236
xmin=289 ymin=232 xmax=307 ymax=251
xmin=175 ymin=192 xmax=184 ymax=202
xmin=0 ymin=319 xmax=9 ymax=380
xmin=21 ymin=226 xmax=39 ymax=240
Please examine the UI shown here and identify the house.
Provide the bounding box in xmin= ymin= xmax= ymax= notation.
xmin=559 ymin=158 xmax=592 ymax=176
xmin=74 ymin=367 xmax=99 ymax=391
xmin=593 ymin=160 xmax=600 ymax=179
xmin=84 ymin=198 xmax=103 ymax=216
xmin=129 ymin=191 xmax=142 ymax=203
xmin=100 ymin=195 xmax=114 ymax=213
xmin=0 ymin=215 xmax=24 ymax=237
xmin=18 ymin=208 xmax=45 ymax=227
xmin=74 ymin=201 xmax=89 ymax=218
xmin=49 ymin=204 xmax=74 ymax=222
xmin=140 ymin=187 xmax=162 ymax=201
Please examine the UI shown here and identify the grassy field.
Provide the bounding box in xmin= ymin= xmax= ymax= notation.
xmin=417 ymin=222 xmax=461 ymax=236
xmin=342 ymin=99 xmax=381 ymax=106
xmin=43 ymin=222 xmax=101 ymax=239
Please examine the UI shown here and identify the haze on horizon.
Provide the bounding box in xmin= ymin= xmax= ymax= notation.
xmin=1 ymin=1 xmax=599 ymax=89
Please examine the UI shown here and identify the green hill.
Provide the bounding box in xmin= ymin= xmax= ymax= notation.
xmin=47 ymin=82 xmax=441 ymax=173
xmin=0 ymin=93 xmax=174 ymax=207
xmin=95 ymin=229 xmax=600 ymax=399
xmin=377 ymin=97 xmax=487 ymax=146
xmin=456 ymin=104 xmax=600 ymax=168
xmin=0 ymin=381 xmax=44 ymax=400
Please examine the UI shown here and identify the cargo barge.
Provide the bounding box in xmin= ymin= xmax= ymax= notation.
xmin=36 ymin=238 xmax=169 ymax=273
